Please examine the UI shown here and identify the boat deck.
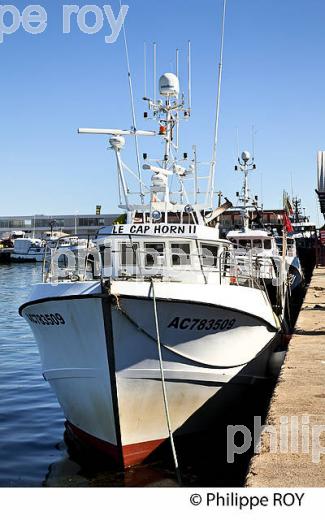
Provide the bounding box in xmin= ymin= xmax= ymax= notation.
xmin=246 ymin=267 xmax=325 ymax=486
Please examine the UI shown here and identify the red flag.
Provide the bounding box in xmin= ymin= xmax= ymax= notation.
xmin=283 ymin=212 xmax=293 ymax=233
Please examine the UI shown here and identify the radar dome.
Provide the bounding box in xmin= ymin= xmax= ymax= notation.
xmin=109 ymin=135 xmax=125 ymax=150
xmin=159 ymin=73 xmax=180 ymax=97
xmin=241 ymin=151 xmax=251 ymax=163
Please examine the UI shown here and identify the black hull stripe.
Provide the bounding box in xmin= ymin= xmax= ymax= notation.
xmin=101 ymin=297 xmax=123 ymax=463
xmin=19 ymin=292 xmax=279 ymax=332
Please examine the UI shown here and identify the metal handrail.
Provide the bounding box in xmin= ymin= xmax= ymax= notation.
xmin=41 ymin=233 xmax=274 ymax=292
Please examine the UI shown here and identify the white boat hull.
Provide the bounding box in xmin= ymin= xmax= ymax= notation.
xmin=11 ymin=252 xmax=44 ymax=262
xmin=20 ymin=281 xmax=280 ymax=467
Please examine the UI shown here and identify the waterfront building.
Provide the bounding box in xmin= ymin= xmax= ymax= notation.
xmin=0 ymin=213 xmax=119 ymax=238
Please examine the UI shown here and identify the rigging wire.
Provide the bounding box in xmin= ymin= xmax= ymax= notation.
xmin=144 ymin=42 xmax=147 ymax=99
xmin=119 ymin=0 xmax=145 ymax=203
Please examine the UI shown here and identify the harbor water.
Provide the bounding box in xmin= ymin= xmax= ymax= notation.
xmin=0 ymin=264 xmax=64 ymax=486
xmin=0 ymin=263 xmax=278 ymax=487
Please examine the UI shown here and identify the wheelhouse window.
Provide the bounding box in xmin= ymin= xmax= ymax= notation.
xmin=171 ymin=242 xmax=191 ymax=266
xmin=264 ymin=239 xmax=272 ymax=249
xmin=121 ymin=242 xmax=139 ymax=267
xmin=252 ymin=239 xmax=262 ymax=248
xmin=144 ymin=242 xmax=165 ymax=267
xmin=239 ymin=239 xmax=251 ymax=248
xmin=182 ymin=213 xmax=197 ymax=224
xmin=201 ymin=243 xmax=219 ymax=267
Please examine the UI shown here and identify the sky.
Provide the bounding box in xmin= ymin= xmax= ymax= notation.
xmin=0 ymin=0 xmax=324 ymax=225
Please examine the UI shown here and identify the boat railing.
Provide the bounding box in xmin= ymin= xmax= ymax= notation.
xmin=42 ymin=233 xmax=267 ymax=291
xmin=42 ymin=234 xmax=97 ymax=283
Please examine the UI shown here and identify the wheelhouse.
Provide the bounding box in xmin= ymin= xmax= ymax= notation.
xmin=227 ymin=229 xmax=277 ymax=254
xmin=97 ymin=232 xmax=230 ymax=285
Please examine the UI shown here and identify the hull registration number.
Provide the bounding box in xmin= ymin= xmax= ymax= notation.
xmin=26 ymin=313 xmax=66 ymax=326
xmin=167 ymin=317 xmax=236 ymax=332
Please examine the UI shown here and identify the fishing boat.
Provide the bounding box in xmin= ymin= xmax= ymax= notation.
xmin=289 ymin=197 xmax=317 ymax=271
xmin=226 ymin=152 xmax=303 ymax=313
xmin=20 ymin=49 xmax=284 ymax=466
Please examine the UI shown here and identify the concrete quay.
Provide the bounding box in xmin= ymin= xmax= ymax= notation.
xmin=246 ymin=267 xmax=325 ymax=487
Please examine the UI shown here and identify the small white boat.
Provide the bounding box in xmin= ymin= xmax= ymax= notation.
xmin=11 ymin=237 xmax=45 ymax=262
xmin=11 ymin=233 xmax=90 ymax=264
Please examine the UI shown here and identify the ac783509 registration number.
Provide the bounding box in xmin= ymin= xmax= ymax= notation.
xmin=167 ymin=317 xmax=236 ymax=332
xmin=25 ymin=313 xmax=66 ymax=326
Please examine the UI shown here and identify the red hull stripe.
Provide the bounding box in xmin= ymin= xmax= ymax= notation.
xmin=122 ymin=438 xmax=166 ymax=466
xmin=66 ymin=421 xmax=165 ymax=467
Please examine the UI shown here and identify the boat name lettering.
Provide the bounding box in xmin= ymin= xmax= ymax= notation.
xmin=26 ymin=313 xmax=66 ymax=326
xmin=167 ymin=317 xmax=236 ymax=332
xmin=112 ymin=224 xmax=197 ymax=235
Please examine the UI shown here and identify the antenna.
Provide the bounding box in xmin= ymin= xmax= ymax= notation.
xmin=144 ymin=42 xmax=147 ymax=99
xmin=251 ymin=124 xmax=256 ymax=160
xmin=153 ymin=42 xmax=157 ymax=104
xmin=78 ymin=128 xmax=156 ymax=136
xmin=119 ymin=0 xmax=144 ymax=203
xmin=176 ymin=48 xmax=180 ymax=150
xmin=187 ymin=40 xmax=192 ymax=112
xmin=236 ymin=127 xmax=240 ymax=160
xmin=235 ymin=150 xmax=256 ymax=230
xmin=193 ymin=144 xmax=198 ymax=204
xmin=208 ymin=0 xmax=227 ymax=207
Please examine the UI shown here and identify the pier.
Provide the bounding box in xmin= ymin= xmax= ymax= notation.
xmin=246 ymin=266 xmax=325 ymax=487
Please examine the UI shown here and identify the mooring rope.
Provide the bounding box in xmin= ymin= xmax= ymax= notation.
xmin=150 ymin=279 xmax=182 ymax=485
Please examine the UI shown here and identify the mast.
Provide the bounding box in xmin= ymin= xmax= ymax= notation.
xmin=292 ymin=197 xmax=301 ymax=223
xmin=235 ymin=151 xmax=257 ymax=230
xmin=79 ymin=45 xmax=218 ymax=224
xmin=208 ymin=0 xmax=227 ymax=207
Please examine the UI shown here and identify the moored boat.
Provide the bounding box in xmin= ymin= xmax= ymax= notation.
xmin=11 ymin=237 xmax=45 ymax=262
xmin=20 ymin=58 xmax=284 ymax=467
xmin=226 ymin=152 xmax=303 ymax=314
